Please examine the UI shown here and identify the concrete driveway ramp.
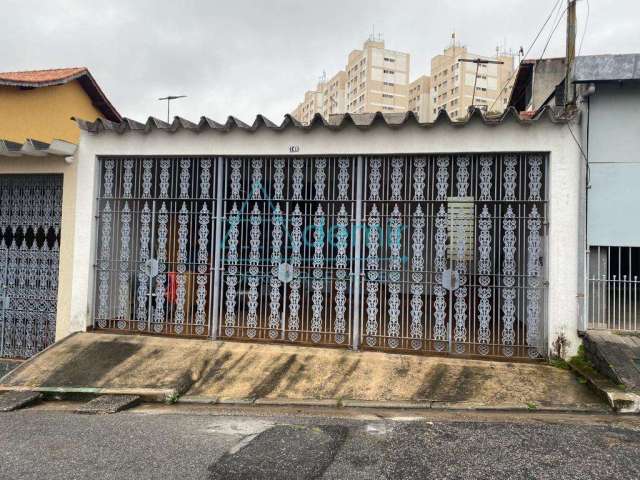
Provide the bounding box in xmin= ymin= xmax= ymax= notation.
xmin=0 ymin=332 xmax=602 ymax=409
xmin=0 ymin=332 xmax=212 ymax=401
xmin=187 ymin=341 xmax=602 ymax=408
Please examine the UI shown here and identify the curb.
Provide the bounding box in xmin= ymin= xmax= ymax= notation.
xmin=567 ymin=361 xmax=640 ymax=414
xmin=172 ymin=395 xmax=609 ymax=413
xmin=0 ymin=385 xmax=176 ymax=403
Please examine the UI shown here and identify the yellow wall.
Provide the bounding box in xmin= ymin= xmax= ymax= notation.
xmin=0 ymin=80 xmax=103 ymax=143
xmin=0 ymin=157 xmax=77 ymax=341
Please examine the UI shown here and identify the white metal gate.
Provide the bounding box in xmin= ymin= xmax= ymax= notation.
xmin=94 ymin=153 xmax=548 ymax=359
xmin=0 ymin=174 xmax=62 ymax=358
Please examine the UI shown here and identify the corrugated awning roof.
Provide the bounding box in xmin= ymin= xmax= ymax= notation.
xmin=0 ymin=138 xmax=77 ymax=157
xmin=74 ymin=106 xmax=575 ymax=134
xmin=574 ymin=54 xmax=640 ymax=83
xmin=0 ymin=67 xmax=121 ymax=122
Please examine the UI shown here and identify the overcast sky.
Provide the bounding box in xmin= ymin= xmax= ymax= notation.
xmin=2 ymin=0 xmax=637 ymax=122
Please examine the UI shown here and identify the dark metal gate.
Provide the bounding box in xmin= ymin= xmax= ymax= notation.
xmin=219 ymin=157 xmax=357 ymax=346
xmin=0 ymin=174 xmax=62 ymax=358
xmin=94 ymin=157 xmax=218 ymax=336
xmin=359 ymin=154 xmax=547 ymax=359
xmin=94 ymin=153 xmax=548 ymax=359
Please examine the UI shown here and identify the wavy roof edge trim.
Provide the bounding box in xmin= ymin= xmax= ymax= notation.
xmin=0 ymin=138 xmax=77 ymax=157
xmin=73 ymin=106 xmax=577 ymax=135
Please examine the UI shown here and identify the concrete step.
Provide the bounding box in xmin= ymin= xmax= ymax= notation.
xmin=0 ymin=391 xmax=42 ymax=412
xmin=75 ymin=395 xmax=140 ymax=414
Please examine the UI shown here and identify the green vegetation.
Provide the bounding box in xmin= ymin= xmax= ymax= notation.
xmin=548 ymin=358 xmax=570 ymax=370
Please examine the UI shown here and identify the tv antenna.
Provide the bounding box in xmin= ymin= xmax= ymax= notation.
xmin=158 ymin=95 xmax=187 ymax=123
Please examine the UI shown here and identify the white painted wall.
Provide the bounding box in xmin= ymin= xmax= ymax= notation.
xmin=72 ymin=118 xmax=584 ymax=356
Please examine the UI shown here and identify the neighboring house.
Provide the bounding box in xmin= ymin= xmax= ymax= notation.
xmin=0 ymin=67 xmax=120 ymax=143
xmin=575 ymin=55 xmax=640 ymax=332
xmin=508 ymin=53 xmax=640 ymax=336
xmin=0 ymin=67 xmax=120 ymax=359
xmin=59 ymin=109 xmax=583 ymax=362
xmin=508 ymin=57 xmax=568 ymax=113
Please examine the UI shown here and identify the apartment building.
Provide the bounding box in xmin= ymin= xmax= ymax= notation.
xmin=430 ymin=44 xmax=514 ymax=121
xmin=345 ymin=39 xmax=410 ymax=114
xmin=292 ymin=71 xmax=346 ymax=124
xmin=292 ymin=38 xmax=410 ymax=122
xmin=408 ymin=75 xmax=432 ymax=122
xmin=292 ymin=37 xmax=513 ymax=123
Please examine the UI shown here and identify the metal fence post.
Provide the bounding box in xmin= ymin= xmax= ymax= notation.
xmin=210 ymin=156 xmax=225 ymax=340
xmin=351 ymin=155 xmax=365 ymax=351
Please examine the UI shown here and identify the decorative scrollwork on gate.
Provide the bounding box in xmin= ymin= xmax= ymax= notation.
xmin=288 ymin=204 xmax=303 ymax=341
xmin=503 ymin=156 xmax=518 ymax=201
xmin=410 ymin=206 xmax=425 ymax=349
xmin=246 ymin=203 xmax=262 ymax=338
xmin=224 ymin=204 xmax=240 ymax=337
xmin=387 ymin=205 xmax=402 ymax=348
xmin=433 ymin=204 xmax=448 ymax=351
xmin=136 ymin=202 xmax=151 ymax=330
xmin=528 ymin=156 xmax=543 ymax=201
xmin=479 ymin=156 xmax=493 ymax=201
xmin=337 ymin=159 xmax=350 ymax=201
xmin=477 ymin=205 xmax=492 ymax=355
xmin=311 ymin=205 xmax=326 ymax=343
xmin=365 ymin=205 xmax=381 ymax=346
xmin=501 ymin=205 xmax=517 ymax=356
xmin=526 ymin=206 xmax=542 ymax=358
xmin=195 ymin=203 xmax=210 ymax=335
xmin=174 ymin=203 xmax=189 ymax=334
xmin=314 ymin=159 xmax=327 ymax=201
xmin=412 ymin=158 xmax=426 ymax=201
xmin=436 ymin=156 xmax=449 ymax=201
xmin=456 ymin=156 xmax=470 ymax=197
xmin=153 ymin=202 xmax=169 ymax=332
xmin=334 ymin=204 xmax=349 ymax=344
xmin=0 ymin=175 xmax=62 ymax=359
xmin=269 ymin=204 xmax=283 ymax=339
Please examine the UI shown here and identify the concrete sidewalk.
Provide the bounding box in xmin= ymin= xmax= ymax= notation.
xmin=0 ymin=333 xmax=603 ymax=409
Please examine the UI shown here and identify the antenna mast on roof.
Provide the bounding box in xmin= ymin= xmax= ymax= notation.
xmin=158 ymin=95 xmax=187 ymax=123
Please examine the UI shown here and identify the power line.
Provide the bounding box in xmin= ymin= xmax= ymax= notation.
xmin=505 ymin=3 xmax=569 ymax=112
xmin=578 ymin=0 xmax=590 ymax=56
xmin=487 ymin=0 xmax=563 ymax=113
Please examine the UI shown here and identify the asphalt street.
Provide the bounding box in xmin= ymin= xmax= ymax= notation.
xmin=1 ymin=403 xmax=639 ymax=479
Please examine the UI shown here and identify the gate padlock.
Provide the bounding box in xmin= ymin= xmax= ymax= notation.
xmin=441 ymin=269 xmax=460 ymax=291
xmin=277 ymin=263 xmax=294 ymax=283
xmin=144 ymin=258 xmax=159 ymax=278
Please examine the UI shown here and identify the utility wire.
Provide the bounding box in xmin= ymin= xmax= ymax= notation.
xmin=498 ymin=2 xmax=569 ymax=113
xmin=578 ymin=0 xmax=590 ymax=56
xmin=487 ymin=0 xmax=563 ymax=113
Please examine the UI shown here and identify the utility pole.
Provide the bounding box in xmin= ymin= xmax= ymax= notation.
xmin=459 ymin=58 xmax=504 ymax=114
xmin=565 ymin=0 xmax=577 ymax=106
xmin=158 ymin=95 xmax=187 ymax=123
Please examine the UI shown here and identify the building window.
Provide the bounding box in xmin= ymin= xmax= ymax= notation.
xmin=383 ymin=81 xmax=395 ymax=86
xmin=383 ymin=69 xmax=395 ymax=74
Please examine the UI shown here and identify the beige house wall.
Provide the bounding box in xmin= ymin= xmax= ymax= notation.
xmin=0 ymin=156 xmax=78 ymax=342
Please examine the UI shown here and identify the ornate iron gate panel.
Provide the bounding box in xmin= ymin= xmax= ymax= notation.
xmin=0 ymin=174 xmax=62 ymax=359
xmin=219 ymin=157 xmax=357 ymax=346
xmin=93 ymin=153 xmax=547 ymax=360
xmin=94 ymin=157 xmax=217 ymax=336
xmin=359 ymin=154 xmax=547 ymax=359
